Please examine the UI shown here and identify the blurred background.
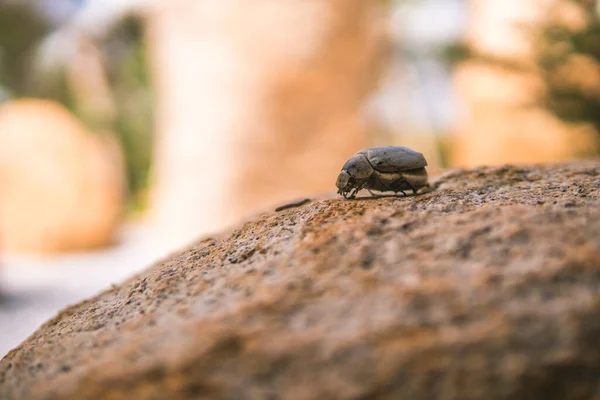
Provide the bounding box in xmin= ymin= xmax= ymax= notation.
xmin=0 ymin=0 xmax=599 ymax=356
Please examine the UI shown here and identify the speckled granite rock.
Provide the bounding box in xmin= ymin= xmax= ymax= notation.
xmin=1 ymin=162 xmax=600 ymax=400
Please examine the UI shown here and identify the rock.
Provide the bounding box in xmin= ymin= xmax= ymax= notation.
xmin=148 ymin=0 xmax=384 ymax=250
xmin=1 ymin=161 xmax=600 ymax=399
xmin=0 ymin=99 xmax=124 ymax=254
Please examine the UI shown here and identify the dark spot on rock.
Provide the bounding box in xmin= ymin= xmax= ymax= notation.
xmin=184 ymin=381 xmax=214 ymax=396
xmin=366 ymin=226 xmax=382 ymax=236
xmin=509 ymin=230 xmax=530 ymax=245
xmin=472 ymin=226 xmax=492 ymax=237
xmin=398 ymin=222 xmax=413 ymax=232
xmin=146 ymin=366 xmax=166 ymax=381
xmin=360 ymin=252 xmax=375 ymax=269
xmin=212 ymin=335 xmax=244 ymax=358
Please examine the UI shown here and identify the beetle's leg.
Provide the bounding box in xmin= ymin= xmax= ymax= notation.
xmin=348 ymin=184 xmax=366 ymax=199
xmin=404 ymin=179 xmax=418 ymax=194
xmin=371 ymin=175 xmax=395 ymax=195
xmin=367 ymin=189 xmax=378 ymax=197
xmin=374 ymin=176 xmax=406 ymax=197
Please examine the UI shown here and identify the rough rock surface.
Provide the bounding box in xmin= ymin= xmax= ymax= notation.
xmin=1 ymin=161 xmax=600 ymax=400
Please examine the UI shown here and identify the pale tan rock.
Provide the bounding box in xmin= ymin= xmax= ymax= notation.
xmin=0 ymin=99 xmax=124 ymax=254
xmin=1 ymin=161 xmax=599 ymax=399
xmin=147 ymin=0 xmax=385 ymax=250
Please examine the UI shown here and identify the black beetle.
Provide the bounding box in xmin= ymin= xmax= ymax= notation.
xmin=336 ymin=146 xmax=429 ymax=199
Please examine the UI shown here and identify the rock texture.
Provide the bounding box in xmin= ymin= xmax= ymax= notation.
xmin=1 ymin=161 xmax=600 ymax=400
xmin=0 ymin=99 xmax=124 ymax=254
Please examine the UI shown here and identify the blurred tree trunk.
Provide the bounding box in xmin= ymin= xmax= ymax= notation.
xmin=451 ymin=0 xmax=598 ymax=167
xmin=147 ymin=0 xmax=384 ymax=249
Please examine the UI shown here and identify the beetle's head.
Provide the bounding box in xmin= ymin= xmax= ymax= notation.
xmin=336 ymin=170 xmax=354 ymax=197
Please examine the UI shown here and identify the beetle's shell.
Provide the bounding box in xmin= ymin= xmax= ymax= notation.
xmin=356 ymin=146 xmax=427 ymax=172
xmin=340 ymin=154 xmax=374 ymax=180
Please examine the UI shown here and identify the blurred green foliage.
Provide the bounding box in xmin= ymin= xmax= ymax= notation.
xmin=443 ymin=0 xmax=600 ymax=154
xmin=0 ymin=4 xmax=154 ymax=211
xmin=536 ymin=0 xmax=600 ymax=137
xmin=0 ymin=3 xmax=49 ymax=97
xmin=102 ymin=17 xmax=154 ymax=211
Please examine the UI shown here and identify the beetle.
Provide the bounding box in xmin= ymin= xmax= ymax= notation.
xmin=336 ymin=146 xmax=429 ymax=199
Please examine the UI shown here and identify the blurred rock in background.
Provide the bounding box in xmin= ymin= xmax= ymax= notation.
xmin=451 ymin=0 xmax=600 ymax=166
xmin=0 ymin=0 xmax=150 ymax=253
xmin=147 ymin=0 xmax=386 ymax=250
xmin=0 ymin=99 xmax=124 ymax=254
